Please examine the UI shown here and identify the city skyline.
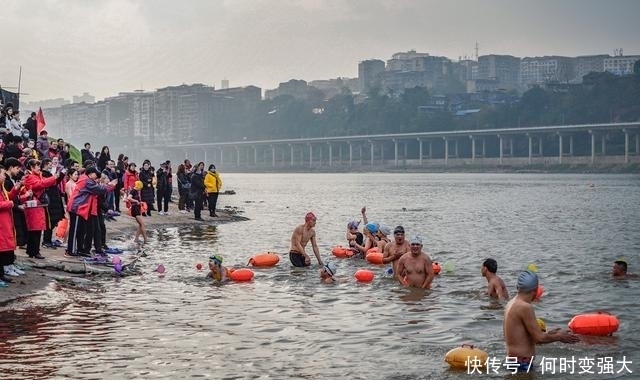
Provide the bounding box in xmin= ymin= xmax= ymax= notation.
xmin=2 ymin=0 xmax=639 ymax=103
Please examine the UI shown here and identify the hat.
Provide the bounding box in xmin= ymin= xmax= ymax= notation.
xmin=85 ymin=167 xmax=101 ymax=177
xmin=347 ymin=220 xmax=360 ymax=229
xmin=323 ymin=262 xmax=337 ymax=277
xmin=39 ymin=130 xmax=48 ymax=135
xmin=305 ymin=212 xmax=317 ymax=222
xmin=209 ymin=254 xmax=223 ymax=264
xmin=379 ymin=224 xmax=391 ymax=236
xmin=516 ymin=270 xmax=539 ymax=292
xmin=393 ymin=226 xmax=405 ymax=234
xmin=208 ymin=164 xmax=216 ymax=171
xmin=365 ymin=222 xmax=379 ymax=234
xmin=410 ymin=235 xmax=422 ymax=245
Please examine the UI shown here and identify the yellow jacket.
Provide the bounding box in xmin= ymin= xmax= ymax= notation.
xmin=204 ymin=170 xmax=222 ymax=193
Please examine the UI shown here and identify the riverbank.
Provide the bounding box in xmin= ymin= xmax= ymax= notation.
xmin=0 ymin=204 xmax=248 ymax=306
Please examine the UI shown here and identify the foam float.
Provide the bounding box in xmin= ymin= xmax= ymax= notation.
xmin=331 ymin=246 xmax=355 ymax=258
xmin=354 ymin=269 xmax=374 ymax=282
xmin=365 ymin=251 xmax=383 ymax=265
xmin=568 ymin=312 xmax=619 ymax=336
xmin=444 ymin=344 xmax=488 ymax=369
xmin=432 ymin=262 xmax=442 ymax=275
xmin=228 ymin=268 xmax=254 ymax=282
xmin=248 ymin=252 xmax=280 ymax=267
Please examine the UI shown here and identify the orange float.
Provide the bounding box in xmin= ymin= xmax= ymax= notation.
xmin=432 ymin=262 xmax=442 ymax=275
xmin=55 ymin=218 xmax=69 ymax=239
xmin=228 ymin=268 xmax=255 ymax=282
xmin=248 ymin=252 xmax=280 ymax=267
xmin=568 ymin=312 xmax=619 ymax=336
xmin=444 ymin=345 xmax=489 ymax=369
xmin=354 ymin=269 xmax=374 ymax=282
xmin=366 ymin=247 xmax=380 ymax=255
xmin=331 ymin=246 xmax=355 ymax=258
xmin=365 ymin=251 xmax=384 ymax=265
xmin=536 ymin=285 xmax=545 ymax=299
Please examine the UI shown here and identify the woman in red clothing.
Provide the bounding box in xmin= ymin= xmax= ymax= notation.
xmin=22 ymin=159 xmax=64 ymax=259
xmin=123 ymin=162 xmax=139 ymax=193
xmin=0 ymin=164 xmax=26 ymax=283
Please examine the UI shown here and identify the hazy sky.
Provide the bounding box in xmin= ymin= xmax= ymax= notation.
xmin=2 ymin=0 xmax=639 ymax=103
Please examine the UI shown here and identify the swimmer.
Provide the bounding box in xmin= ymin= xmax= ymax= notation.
xmin=612 ymin=260 xmax=639 ymax=279
xmin=382 ymin=226 xmax=410 ymax=275
xmin=481 ymin=258 xmax=509 ymax=300
xmin=289 ymin=212 xmax=322 ymax=267
xmin=320 ymin=262 xmax=338 ymax=284
xmin=362 ymin=222 xmax=380 ymax=253
xmin=346 ymin=220 xmax=365 ymax=254
xmin=395 ymin=236 xmax=435 ymax=289
xmin=206 ymin=254 xmax=229 ymax=283
xmin=503 ymin=270 xmax=579 ymax=371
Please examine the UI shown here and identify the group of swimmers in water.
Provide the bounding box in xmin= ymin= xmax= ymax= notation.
xmin=269 ymin=207 xmax=636 ymax=372
xmin=287 ymin=207 xmax=435 ymax=287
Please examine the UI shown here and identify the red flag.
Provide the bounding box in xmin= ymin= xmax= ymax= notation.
xmin=36 ymin=107 xmax=46 ymax=134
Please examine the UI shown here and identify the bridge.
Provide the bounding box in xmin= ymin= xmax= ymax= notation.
xmin=145 ymin=122 xmax=640 ymax=170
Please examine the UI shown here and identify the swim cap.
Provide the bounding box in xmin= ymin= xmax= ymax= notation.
xmin=365 ymin=222 xmax=379 ymax=234
xmin=516 ymin=270 xmax=539 ymax=292
xmin=347 ymin=220 xmax=360 ymax=230
xmin=305 ymin=212 xmax=316 ymax=222
xmin=134 ymin=180 xmax=143 ymax=190
xmin=209 ymin=254 xmax=223 ymax=265
xmin=410 ymin=235 xmax=422 ymax=245
xmin=378 ymin=224 xmax=391 ymax=236
xmin=393 ymin=225 xmax=405 ymax=234
xmin=324 ymin=262 xmax=337 ymax=277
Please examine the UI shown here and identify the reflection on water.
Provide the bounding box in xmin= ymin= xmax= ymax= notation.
xmin=1 ymin=173 xmax=639 ymax=379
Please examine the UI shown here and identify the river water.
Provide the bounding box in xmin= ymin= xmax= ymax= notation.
xmin=1 ymin=173 xmax=639 ymax=380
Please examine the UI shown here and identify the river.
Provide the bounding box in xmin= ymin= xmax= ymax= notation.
xmin=1 ymin=173 xmax=639 ymax=379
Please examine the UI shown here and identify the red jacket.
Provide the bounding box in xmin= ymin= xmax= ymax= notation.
xmin=67 ymin=175 xmax=115 ymax=220
xmin=0 ymin=186 xmax=20 ymax=251
xmin=23 ymin=171 xmax=58 ymax=231
xmin=124 ymin=170 xmax=138 ymax=192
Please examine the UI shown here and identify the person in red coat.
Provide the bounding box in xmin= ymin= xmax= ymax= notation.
xmin=0 ymin=164 xmax=25 ymax=283
xmin=123 ymin=162 xmax=139 ymax=192
xmin=22 ymin=159 xmax=64 ymax=259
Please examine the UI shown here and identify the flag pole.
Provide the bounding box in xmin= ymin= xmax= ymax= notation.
xmin=18 ymin=66 xmax=22 ymax=95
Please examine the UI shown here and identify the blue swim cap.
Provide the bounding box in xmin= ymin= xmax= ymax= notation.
xmin=365 ymin=222 xmax=379 ymax=234
xmin=516 ymin=270 xmax=539 ymax=292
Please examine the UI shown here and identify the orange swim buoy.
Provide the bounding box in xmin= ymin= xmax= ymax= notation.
xmin=354 ymin=269 xmax=374 ymax=282
xmin=331 ymin=246 xmax=355 ymax=258
xmin=365 ymin=251 xmax=383 ymax=265
xmin=444 ymin=345 xmax=489 ymax=369
xmin=432 ymin=262 xmax=442 ymax=275
xmin=568 ymin=312 xmax=619 ymax=336
xmin=366 ymin=247 xmax=380 ymax=255
xmin=248 ymin=252 xmax=280 ymax=267
xmin=535 ymin=285 xmax=545 ymax=299
xmin=228 ymin=268 xmax=254 ymax=282
xmin=55 ymin=218 xmax=69 ymax=239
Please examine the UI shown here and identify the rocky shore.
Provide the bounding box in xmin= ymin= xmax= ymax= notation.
xmin=0 ymin=204 xmax=247 ymax=306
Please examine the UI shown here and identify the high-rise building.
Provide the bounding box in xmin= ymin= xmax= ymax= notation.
xmin=358 ymin=59 xmax=385 ymax=94
xmin=574 ymin=55 xmax=609 ymax=82
xmin=604 ymin=55 xmax=640 ymax=76
xmin=520 ymin=56 xmax=575 ymax=88
xmin=477 ymin=55 xmax=521 ymax=91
